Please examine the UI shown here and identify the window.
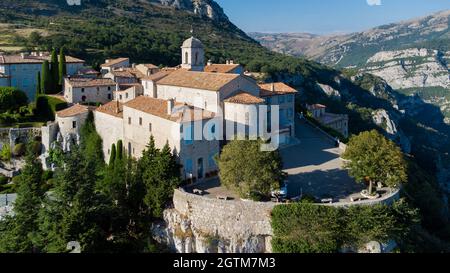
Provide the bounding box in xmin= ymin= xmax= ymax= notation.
xmin=185 ymin=52 xmax=189 ymax=64
xmin=72 ymin=121 xmax=77 ymax=129
xmin=139 ymin=117 xmax=142 ymax=126
xmin=81 ymin=88 xmax=85 ymax=93
xmin=197 ymin=158 xmax=204 ymax=179
xmin=195 ymin=52 xmax=199 ymax=65
xmin=107 ymin=94 xmax=111 ymax=100
xmin=149 ymin=123 xmax=152 ymax=132
xmin=126 ymin=93 xmax=129 ymax=99
xmin=81 ymin=96 xmax=86 ymax=102
xmin=108 ymin=86 xmax=111 ymax=91
xmin=119 ymin=95 xmax=122 ymax=100
xmin=245 ymin=113 xmax=250 ymax=125
xmin=128 ymin=117 xmax=131 ymax=125
xmin=279 ymin=95 xmax=285 ymax=104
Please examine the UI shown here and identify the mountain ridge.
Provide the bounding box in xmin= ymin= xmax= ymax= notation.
xmin=250 ymin=9 xmax=450 ymax=67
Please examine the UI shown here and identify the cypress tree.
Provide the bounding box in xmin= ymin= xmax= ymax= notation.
xmin=50 ymin=49 xmax=58 ymax=93
xmin=109 ymin=143 xmax=116 ymax=166
xmin=41 ymin=60 xmax=50 ymax=94
xmin=0 ymin=145 xmax=45 ymax=252
xmin=35 ymin=71 xmax=41 ymax=102
xmin=58 ymin=47 xmax=66 ymax=88
xmin=116 ymin=140 xmax=123 ymax=161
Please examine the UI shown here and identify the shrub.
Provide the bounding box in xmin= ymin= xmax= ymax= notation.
xmin=0 ymin=87 xmax=28 ymax=113
xmin=0 ymin=145 xmax=12 ymax=162
xmin=31 ymin=141 xmax=42 ymax=156
xmin=13 ymin=143 xmax=26 ymax=157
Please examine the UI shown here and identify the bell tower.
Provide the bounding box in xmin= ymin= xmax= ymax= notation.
xmin=181 ymin=36 xmax=205 ymax=71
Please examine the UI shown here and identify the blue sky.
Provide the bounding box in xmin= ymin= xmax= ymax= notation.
xmin=215 ymin=0 xmax=450 ymax=34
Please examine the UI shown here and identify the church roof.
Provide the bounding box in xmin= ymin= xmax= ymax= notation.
xmin=142 ymin=70 xmax=174 ymax=82
xmin=182 ymin=37 xmax=204 ymax=48
xmin=204 ymin=64 xmax=241 ymax=74
xmin=224 ymin=92 xmax=265 ymax=105
xmin=157 ymin=70 xmax=239 ymax=92
xmin=124 ymin=96 xmax=215 ymax=123
xmin=101 ymin=57 xmax=129 ymax=68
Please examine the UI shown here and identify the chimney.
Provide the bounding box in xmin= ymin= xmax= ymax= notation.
xmin=207 ymin=60 xmax=212 ymax=66
xmin=132 ymin=63 xmax=136 ymax=68
xmin=167 ymin=98 xmax=174 ymax=115
xmin=116 ymin=99 xmax=120 ymax=114
xmin=39 ymin=52 xmax=44 ymax=57
xmin=271 ymin=83 xmax=275 ymax=92
xmin=20 ymin=53 xmax=26 ymax=59
xmin=229 ymin=60 xmax=234 ymax=65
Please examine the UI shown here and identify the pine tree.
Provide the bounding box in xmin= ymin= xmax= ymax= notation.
xmin=37 ymin=147 xmax=110 ymax=253
xmin=0 ymin=145 xmax=45 ymax=253
xmin=41 ymin=60 xmax=51 ymax=94
xmin=50 ymin=49 xmax=59 ymax=93
xmin=58 ymin=47 xmax=66 ymax=88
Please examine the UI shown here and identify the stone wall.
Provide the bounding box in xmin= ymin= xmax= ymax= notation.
xmin=153 ymin=189 xmax=276 ymax=253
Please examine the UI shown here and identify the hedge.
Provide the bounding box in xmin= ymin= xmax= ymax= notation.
xmin=0 ymin=87 xmax=28 ymax=113
xmin=35 ymin=95 xmax=68 ymax=120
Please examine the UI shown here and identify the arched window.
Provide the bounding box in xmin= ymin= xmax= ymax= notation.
xmin=195 ymin=52 xmax=198 ymax=65
xmin=81 ymin=95 xmax=86 ymax=102
xmin=185 ymin=52 xmax=189 ymax=64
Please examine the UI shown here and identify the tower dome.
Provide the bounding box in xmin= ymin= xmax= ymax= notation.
xmin=182 ymin=37 xmax=204 ymax=48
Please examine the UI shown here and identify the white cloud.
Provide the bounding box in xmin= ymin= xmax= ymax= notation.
xmin=367 ymin=0 xmax=382 ymax=6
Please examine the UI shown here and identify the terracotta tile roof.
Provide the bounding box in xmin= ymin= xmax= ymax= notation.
xmin=101 ymin=58 xmax=129 ymax=68
xmin=259 ymin=82 xmax=298 ymax=97
xmin=142 ymin=70 xmax=173 ymax=82
xmin=96 ymin=101 xmax=123 ymax=118
xmin=204 ymin=64 xmax=241 ymax=73
xmin=157 ymin=70 xmax=240 ymax=92
xmin=110 ymin=70 xmax=135 ymax=78
xmin=0 ymin=53 xmax=84 ymax=64
xmin=118 ymin=83 xmax=142 ymax=91
xmin=56 ymin=104 xmax=90 ymax=118
xmin=224 ymin=92 xmax=265 ymax=105
xmin=66 ymin=78 xmax=116 ymax=88
xmin=124 ymin=96 xmax=215 ymax=123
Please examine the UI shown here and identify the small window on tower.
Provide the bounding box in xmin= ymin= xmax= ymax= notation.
xmin=139 ymin=117 xmax=142 ymax=126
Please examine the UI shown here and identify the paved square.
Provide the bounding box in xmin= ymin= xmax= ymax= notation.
xmin=281 ymin=119 xmax=364 ymax=200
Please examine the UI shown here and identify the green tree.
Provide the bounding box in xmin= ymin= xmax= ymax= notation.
xmin=79 ymin=111 xmax=104 ymax=174
xmin=138 ymin=137 xmax=181 ymax=218
xmin=58 ymin=47 xmax=67 ymax=87
xmin=0 ymin=87 xmax=28 ymax=113
xmin=117 ymin=140 xmax=123 ymax=161
xmin=40 ymin=61 xmax=51 ymax=94
xmin=35 ymin=71 xmax=41 ymax=102
xmin=217 ymin=139 xmax=285 ymax=200
xmin=342 ymin=130 xmax=407 ymax=195
xmin=0 ymin=145 xmax=45 ymax=252
xmin=109 ymin=143 xmax=116 ymax=166
xmin=36 ymin=147 xmax=110 ymax=253
xmin=50 ymin=48 xmax=59 ymax=93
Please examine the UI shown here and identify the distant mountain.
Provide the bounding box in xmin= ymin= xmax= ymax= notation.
xmin=250 ymin=10 xmax=450 ymax=67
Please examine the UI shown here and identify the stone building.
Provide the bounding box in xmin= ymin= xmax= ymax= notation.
xmin=91 ymin=36 xmax=298 ymax=182
xmin=63 ymin=77 xmax=117 ymax=104
xmin=0 ymin=52 xmax=85 ymax=100
xmin=100 ymin=57 xmax=130 ymax=75
xmin=307 ymin=104 xmax=349 ymax=138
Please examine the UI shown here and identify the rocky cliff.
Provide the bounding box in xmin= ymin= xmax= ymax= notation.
xmin=152 ymin=190 xmax=275 ymax=253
